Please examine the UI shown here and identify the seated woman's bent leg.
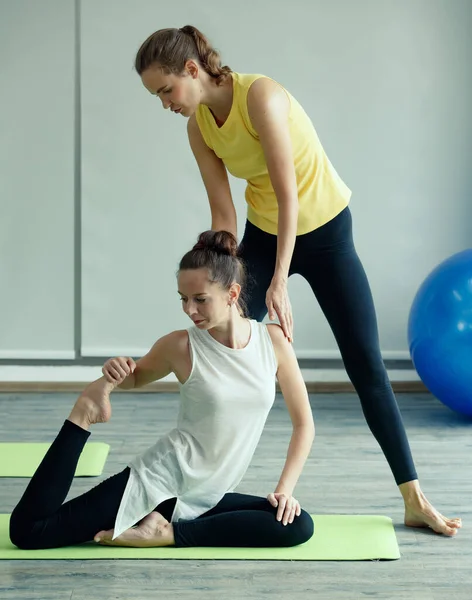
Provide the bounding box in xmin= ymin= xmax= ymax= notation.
xmin=9 ymin=417 xmax=130 ymax=550
xmin=172 ymin=493 xmax=314 ymax=548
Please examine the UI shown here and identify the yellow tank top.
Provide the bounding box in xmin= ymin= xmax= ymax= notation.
xmin=195 ymin=73 xmax=351 ymax=236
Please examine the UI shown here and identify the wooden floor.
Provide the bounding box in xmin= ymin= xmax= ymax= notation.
xmin=0 ymin=390 xmax=471 ymax=600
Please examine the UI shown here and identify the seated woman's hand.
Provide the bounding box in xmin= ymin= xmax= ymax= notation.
xmin=102 ymin=357 xmax=136 ymax=385
xmin=267 ymin=492 xmax=301 ymax=526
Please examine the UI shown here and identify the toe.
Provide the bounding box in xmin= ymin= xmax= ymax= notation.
xmin=433 ymin=519 xmax=458 ymax=536
xmin=439 ymin=514 xmax=462 ymax=528
xmin=94 ymin=528 xmax=114 ymax=543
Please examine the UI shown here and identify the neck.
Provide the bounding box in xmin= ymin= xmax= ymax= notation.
xmin=209 ymin=310 xmax=250 ymax=349
xmin=199 ymin=71 xmax=233 ymax=123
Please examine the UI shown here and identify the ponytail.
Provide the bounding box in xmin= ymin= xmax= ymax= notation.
xmin=179 ymin=26 xmax=232 ymax=85
xmin=135 ymin=25 xmax=232 ymax=85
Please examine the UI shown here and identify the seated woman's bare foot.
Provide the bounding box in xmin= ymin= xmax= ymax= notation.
xmin=404 ymin=492 xmax=462 ymax=536
xmin=94 ymin=511 xmax=174 ymax=547
xmin=68 ymin=377 xmax=117 ymax=430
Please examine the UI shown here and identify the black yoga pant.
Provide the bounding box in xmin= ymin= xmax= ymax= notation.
xmin=10 ymin=420 xmax=314 ymax=550
xmin=239 ymin=206 xmax=417 ymax=486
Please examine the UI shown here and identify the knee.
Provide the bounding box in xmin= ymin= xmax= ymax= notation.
xmin=9 ymin=515 xmax=28 ymax=549
xmin=9 ymin=512 xmax=38 ymax=550
xmin=343 ymin=345 xmax=389 ymax=389
xmin=283 ymin=509 xmax=314 ymax=547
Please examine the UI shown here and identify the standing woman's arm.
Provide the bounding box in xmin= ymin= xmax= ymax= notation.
xmin=247 ymin=78 xmax=298 ymax=342
xmin=187 ymin=115 xmax=237 ymax=238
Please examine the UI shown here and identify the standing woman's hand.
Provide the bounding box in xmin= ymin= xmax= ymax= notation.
xmin=266 ymin=276 xmax=293 ymax=343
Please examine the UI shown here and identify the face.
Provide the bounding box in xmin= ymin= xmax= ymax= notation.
xmin=141 ymin=61 xmax=202 ymax=117
xmin=177 ymin=268 xmax=240 ymax=329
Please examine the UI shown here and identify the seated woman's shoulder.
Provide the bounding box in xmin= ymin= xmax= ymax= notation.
xmin=158 ymin=329 xmax=190 ymax=355
xmin=265 ymin=323 xmax=286 ymax=345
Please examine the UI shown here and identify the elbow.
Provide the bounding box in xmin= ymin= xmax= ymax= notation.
xmin=294 ymin=421 xmax=315 ymax=442
xmin=309 ymin=423 xmax=316 ymax=442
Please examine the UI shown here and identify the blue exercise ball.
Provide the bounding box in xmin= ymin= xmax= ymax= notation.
xmin=408 ymin=248 xmax=472 ymax=416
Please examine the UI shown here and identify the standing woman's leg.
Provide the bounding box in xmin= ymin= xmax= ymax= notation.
xmin=10 ymin=378 xmax=130 ymax=549
xmin=293 ymin=208 xmax=416 ymax=485
xmin=238 ymin=220 xmax=278 ymax=321
xmin=292 ymin=207 xmax=460 ymax=535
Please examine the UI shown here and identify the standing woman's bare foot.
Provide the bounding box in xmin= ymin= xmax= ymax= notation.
xmin=404 ymin=502 xmax=462 ymax=536
xmin=400 ymin=481 xmax=462 ymax=536
xmin=68 ymin=377 xmax=117 ymax=431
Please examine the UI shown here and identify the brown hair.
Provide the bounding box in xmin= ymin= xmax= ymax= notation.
xmin=179 ymin=231 xmax=247 ymax=316
xmin=135 ymin=25 xmax=232 ymax=85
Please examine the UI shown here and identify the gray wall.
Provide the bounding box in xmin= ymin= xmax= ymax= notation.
xmin=1 ymin=0 xmax=471 ymax=361
xmin=0 ymin=0 xmax=76 ymax=359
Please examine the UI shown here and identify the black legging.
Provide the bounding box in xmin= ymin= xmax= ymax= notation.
xmin=239 ymin=206 xmax=417 ymax=486
xmin=9 ymin=420 xmax=314 ymax=550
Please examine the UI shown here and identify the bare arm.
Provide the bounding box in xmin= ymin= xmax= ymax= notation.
xmin=187 ymin=115 xmax=237 ymax=238
xmin=247 ymin=79 xmax=299 ymax=283
xmin=247 ymin=79 xmax=299 ymax=341
xmin=116 ymin=331 xmax=182 ymax=390
xmin=267 ymin=323 xmax=315 ymax=497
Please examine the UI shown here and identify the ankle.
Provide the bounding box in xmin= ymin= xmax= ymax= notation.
xmin=67 ymin=413 xmax=90 ymax=431
xmin=68 ymin=399 xmax=92 ymax=431
xmin=399 ymin=480 xmax=424 ymax=505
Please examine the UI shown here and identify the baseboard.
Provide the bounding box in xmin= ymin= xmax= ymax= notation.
xmin=0 ymin=366 xmax=426 ymax=394
xmin=0 ymin=380 xmax=427 ymax=394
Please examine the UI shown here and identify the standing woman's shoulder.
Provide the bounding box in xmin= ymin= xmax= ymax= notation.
xmin=246 ymin=77 xmax=291 ymax=122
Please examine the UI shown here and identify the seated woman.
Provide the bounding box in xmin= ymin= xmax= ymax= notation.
xmin=9 ymin=230 xmax=315 ymax=550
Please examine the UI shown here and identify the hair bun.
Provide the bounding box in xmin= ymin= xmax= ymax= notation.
xmin=193 ymin=230 xmax=238 ymax=257
xmin=179 ymin=25 xmax=194 ymax=36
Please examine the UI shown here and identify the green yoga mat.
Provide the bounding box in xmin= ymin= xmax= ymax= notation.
xmin=0 ymin=514 xmax=400 ymax=560
xmin=0 ymin=443 xmax=110 ymax=477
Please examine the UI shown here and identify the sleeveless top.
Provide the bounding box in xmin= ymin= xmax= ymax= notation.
xmin=195 ymin=72 xmax=352 ymax=236
xmin=112 ymin=320 xmax=278 ymax=539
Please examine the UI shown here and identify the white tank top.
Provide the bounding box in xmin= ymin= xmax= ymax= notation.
xmin=112 ymin=319 xmax=278 ymax=539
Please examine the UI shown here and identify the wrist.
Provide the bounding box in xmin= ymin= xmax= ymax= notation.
xmin=272 ymin=271 xmax=288 ymax=284
xmin=275 ymin=485 xmax=294 ymax=496
xmin=118 ymin=373 xmax=136 ymax=390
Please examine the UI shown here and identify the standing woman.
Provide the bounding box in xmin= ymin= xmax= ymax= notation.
xmin=133 ymin=25 xmax=461 ymax=536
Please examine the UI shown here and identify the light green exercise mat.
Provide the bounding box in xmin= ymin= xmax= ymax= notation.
xmin=0 ymin=443 xmax=110 ymax=477
xmin=0 ymin=514 xmax=400 ymax=560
